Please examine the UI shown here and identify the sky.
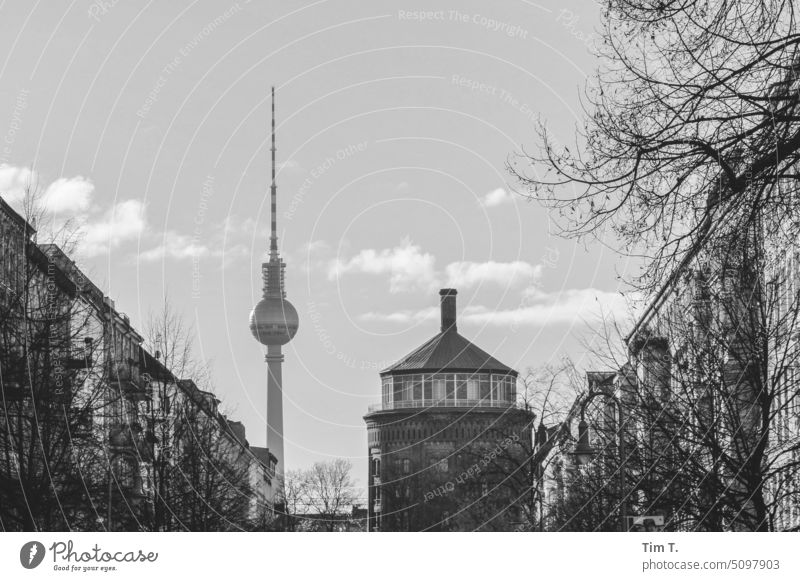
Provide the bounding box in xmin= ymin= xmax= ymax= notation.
xmin=0 ymin=0 xmax=640 ymax=492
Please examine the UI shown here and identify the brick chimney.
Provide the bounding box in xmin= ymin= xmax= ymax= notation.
xmin=440 ymin=289 xmax=457 ymax=332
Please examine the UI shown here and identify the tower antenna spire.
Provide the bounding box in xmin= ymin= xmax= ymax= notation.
xmin=270 ymin=86 xmax=278 ymax=258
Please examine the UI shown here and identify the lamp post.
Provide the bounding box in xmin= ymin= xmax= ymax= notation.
xmin=572 ymin=389 xmax=628 ymax=532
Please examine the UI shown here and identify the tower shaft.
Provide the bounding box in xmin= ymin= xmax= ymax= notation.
xmin=266 ymin=345 xmax=285 ymax=481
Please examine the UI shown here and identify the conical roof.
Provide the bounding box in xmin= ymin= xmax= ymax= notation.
xmin=380 ymin=289 xmax=517 ymax=376
xmin=381 ymin=328 xmax=516 ymax=376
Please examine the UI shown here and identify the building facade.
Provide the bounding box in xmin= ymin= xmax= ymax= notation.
xmin=1 ymin=196 xmax=274 ymax=531
xmin=565 ymin=229 xmax=800 ymax=531
xmin=364 ymin=289 xmax=534 ymax=531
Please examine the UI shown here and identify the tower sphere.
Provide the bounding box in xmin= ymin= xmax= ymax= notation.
xmin=249 ymin=296 xmax=299 ymax=346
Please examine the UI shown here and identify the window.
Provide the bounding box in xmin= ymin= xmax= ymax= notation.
xmin=446 ymin=375 xmax=456 ymax=400
xmin=423 ymin=375 xmax=432 ymax=400
xmin=509 ymin=377 xmax=517 ymax=401
xmin=412 ymin=376 xmax=423 ymax=401
xmin=402 ymin=458 xmax=411 ymax=474
xmin=433 ymin=378 xmax=446 ymax=401
xmin=394 ymin=379 xmax=404 ymax=402
xmin=467 ymin=379 xmax=479 ymax=400
xmin=383 ymin=377 xmax=393 ymax=404
xmin=456 ymin=374 xmax=468 ymax=400
xmin=372 ymin=458 xmax=380 ymax=476
xmin=480 ymin=376 xmax=490 ymax=400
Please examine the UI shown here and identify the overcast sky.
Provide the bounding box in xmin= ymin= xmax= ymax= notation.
xmin=0 ymin=0 xmax=639 ymax=491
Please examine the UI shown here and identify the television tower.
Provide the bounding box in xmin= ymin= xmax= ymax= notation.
xmin=249 ymin=87 xmax=299 ymax=481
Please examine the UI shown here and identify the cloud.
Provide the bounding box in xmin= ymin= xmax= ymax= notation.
xmin=358 ymin=306 xmax=439 ymax=324
xmin=140 ymin=225 xmax=251 ymax=266
xmin=329 ymin=239 xmax=542 ymax=294
xmin=0 ymin=167 xmax=94 ymax=215
xmin=0 ymin=164 xmax=36 ymax=203
xmin=461 ymin=288 xmax=633 ymax=327
xmin=277 ymin=160 xmax=303 ymax=174
xmin=140 ymin=231 xmax=209 ymax=261
xmin=360 ymin=288 xmax=635 ymax=329
xmin=41 ymin=176 xmax=94 ymax=214
xmin=0 ymin=167 xmax=149 ymax=259
xmin=480 ymin=187 xmax=514 ymax=207
xmin=298 ymin=239 xmax=332 ymax=273
xmin=445 ymin=260 xmax=541 ymax=288
xmin=80 ymin=200 xmax=146 ymax=256
xmin=328 ymin=237 xmax=438 ymax=293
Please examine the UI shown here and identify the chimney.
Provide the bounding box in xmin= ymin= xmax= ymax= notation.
xmin=439 ymin=289 xmax=457 ymax=332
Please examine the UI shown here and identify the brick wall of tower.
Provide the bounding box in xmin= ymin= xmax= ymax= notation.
xmin=366 ymin=408 xmax=533 ymax=531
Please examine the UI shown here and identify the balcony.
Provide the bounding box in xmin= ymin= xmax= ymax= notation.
xmin=367 ymin=399 xmax=522 ymax=413
xmin=107 ymin=360 xmax=152 ymax=401
xmin=63 ymin=349 xmax=93 ymax=370
xmin=63 ymin=338 xmax=96 ymax=370
xmin=108 ymin=422 xmax=155 ymax=460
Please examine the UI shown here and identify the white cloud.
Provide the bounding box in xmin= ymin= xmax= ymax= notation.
xmin=480 ymin=187 xmax=514 ymax=207
xmin=358 ymin=306 xmax=438 ymax=324
xmin=140 ymin=231 xmax=209 ymax=261
xmin=359 ymin=288 xmax=635 ymax=329
xmin=298 ymin=239 xmax=332 ymax=273
xmin=0 ymin=164 xmax=36 ymax=203
xmin=41 ymin=176 xmax=94 ymax=214
xmin=329 ymin=240 xmax=543 ymax=294
xmin=277 ymin=160 xmax=303 ymax=174
xmin=445 ymin=260 xmax=541 ymax=288
xmin=328 ymin=237 xmax=438 ymax=293
xmin=303 ymin=239 xmax=331 ymax=255
xmin=461 ymin=288 xmax=633 ymax=327
xmin=80 ymin=200 xmax=146 ymax=256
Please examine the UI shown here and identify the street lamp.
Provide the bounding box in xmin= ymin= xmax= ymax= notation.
xmin=571 ymin=390 xmax=628 ymax=532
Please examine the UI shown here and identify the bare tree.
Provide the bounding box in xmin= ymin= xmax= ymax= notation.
xmin=510 ymin=0 xmax=800 ymax=532
xmin=167 ymin=388 xmax=257 ymax=531
xmin=275 ymin=469 xmax=309 ymax=531
xmin=513 ymin=0 xmax=800 ymax=291
xmin=277 ymin=459 xmax=361 ymax=532
xmin=553 ymin=232 xmax=800 ymax=531
xmin=0 ymin=194 xmax=108 ymax=531
xmin=301 ymin=459 xmax=359 ymax=532
xmin=141 ymin=300 xmax=259 ymax=531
